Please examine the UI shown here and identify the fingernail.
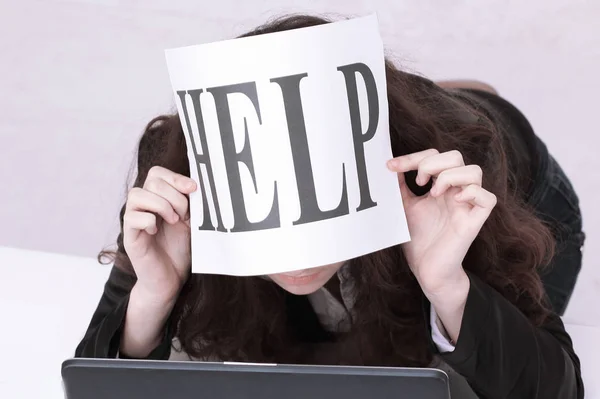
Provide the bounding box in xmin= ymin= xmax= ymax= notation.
xmin=187 ymin=181 xmax=196 ymax=190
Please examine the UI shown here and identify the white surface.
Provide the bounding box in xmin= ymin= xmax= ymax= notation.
xmin=167 ymin=15 xmax=408 ymax=275
xmin=1 ymin=0 xmax=598 ymax=324
xmin=0 ymin=246 xmax=598 ymax=398
xmin=0 ymin=248 xmax=111 ymax=399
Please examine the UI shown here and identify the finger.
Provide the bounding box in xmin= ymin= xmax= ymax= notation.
xmin=387 ymin=149 xmax=439 ymax=174
xmin=147 ymin=166 xmax=197 ymax=194
xmin=126 ymin=187 xmax=180 ymax=224
xmin=430 ymin=165 xmax=483 ymax=197
xmin=124 ymin=211 xmax=158 ymax=238
xmin=143 ymin=177 xmax=190 ymax=220
xmin=455 ymin=184 xmax=497 ymax=214
xmin=414 ymin=150 xmax=465 ymax=186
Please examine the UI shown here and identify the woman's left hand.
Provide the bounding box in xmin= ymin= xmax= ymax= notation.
xmin=387 ymin=149 xmax=497 ymax=298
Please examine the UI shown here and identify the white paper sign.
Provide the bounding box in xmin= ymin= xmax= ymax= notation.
xmin=165 ymin=15 xmax=410 ymax=276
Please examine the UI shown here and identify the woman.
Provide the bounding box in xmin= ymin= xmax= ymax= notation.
xmin=76 ymin=15 xmax=585 ymax=399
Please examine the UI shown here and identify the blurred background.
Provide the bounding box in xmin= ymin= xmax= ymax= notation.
xmin=0 ymin=0 xmax=598 ymax=398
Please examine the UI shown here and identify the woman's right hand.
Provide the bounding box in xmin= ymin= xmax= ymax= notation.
xmin=123 ymin=166 xmax=197 ymax=303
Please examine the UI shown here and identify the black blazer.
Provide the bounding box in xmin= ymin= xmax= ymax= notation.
xmin=75 ymin=267 xmax=583 ymax=399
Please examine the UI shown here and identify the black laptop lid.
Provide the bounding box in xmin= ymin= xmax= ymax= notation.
xmin=62 ymin=359 xmax=450 ymax=399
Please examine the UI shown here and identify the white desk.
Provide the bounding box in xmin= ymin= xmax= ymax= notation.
xmin=0 ymin=246 xmax=598 ymax=398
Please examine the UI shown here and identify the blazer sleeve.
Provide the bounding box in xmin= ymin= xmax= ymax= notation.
xmin=430 ymin=271 xmax=584 ymax=399
xmin=74 ymin=265 xmax=173 ymax=360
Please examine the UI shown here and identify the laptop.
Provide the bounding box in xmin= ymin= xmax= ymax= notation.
xmin=62 ymin=358 xmax=451 ymax=399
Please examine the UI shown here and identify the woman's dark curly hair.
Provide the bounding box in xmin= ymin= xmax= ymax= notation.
xmin=100 ymin=15 xmax=554 ymax=367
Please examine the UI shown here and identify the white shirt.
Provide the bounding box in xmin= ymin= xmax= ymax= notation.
xmin=168 ymin=264 xmax=455 ymax=360
xmin=166 ymin=265 xmax=479 ymax=398
xmin=306 ymin=263 xmax=456 ymax=352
